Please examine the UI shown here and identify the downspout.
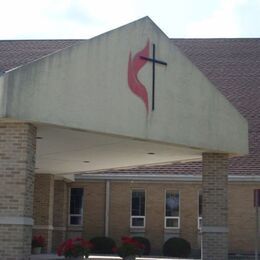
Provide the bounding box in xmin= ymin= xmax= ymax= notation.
xmin=105 ymin=180 xmax=110 ymax=236
xmin=0 ymin=73 xmax=8 ymax=117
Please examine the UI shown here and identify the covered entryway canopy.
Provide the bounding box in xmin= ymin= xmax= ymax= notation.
xmin=0 ymin=17 xmax=248 ymax=260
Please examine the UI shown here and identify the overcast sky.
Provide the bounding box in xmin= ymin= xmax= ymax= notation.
xmin=0 ymin=0 xmax=259 ymax=39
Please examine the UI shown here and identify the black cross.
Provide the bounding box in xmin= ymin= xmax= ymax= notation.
xmin=140 ymin=43 xmax=167 ymax=111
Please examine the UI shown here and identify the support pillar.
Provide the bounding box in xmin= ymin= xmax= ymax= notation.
xmin=0 ymin=123 xmax=36 ymax=259
xmin=202 ymin=153 xmax=229 ymax=260
xmin=33 ymin=174 xmax=54 ymax=253
xmin=52 ymin=180 xmax=68 ymax=251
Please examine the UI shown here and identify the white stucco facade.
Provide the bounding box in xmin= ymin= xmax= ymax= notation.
xmin=0 ymin=17 xmax=248 ymax=158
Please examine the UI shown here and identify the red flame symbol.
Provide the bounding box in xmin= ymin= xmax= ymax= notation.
xmin=128 ymin=40 xmax=150 ymax=113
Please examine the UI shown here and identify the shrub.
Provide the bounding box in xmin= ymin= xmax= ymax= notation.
xmin=163 ymin=237 xmax=191 ymax=258
xmin=132 ymin=236 xmax=151 ymax=255
xmin=90 ymin=236 xmax=116 ymax=254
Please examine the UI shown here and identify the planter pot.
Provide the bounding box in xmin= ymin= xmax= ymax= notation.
xmin=32 ymin=247 xmax=42 ymax=254
xmin=123 ymin=256 xmax=136 ymax=260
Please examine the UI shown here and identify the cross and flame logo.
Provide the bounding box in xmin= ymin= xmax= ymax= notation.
xmin=127 ymin=40 xmax=150 ymax=114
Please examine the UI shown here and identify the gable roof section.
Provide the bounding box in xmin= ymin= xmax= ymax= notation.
xmin=0 ymin=37 xmax=258 ymax=175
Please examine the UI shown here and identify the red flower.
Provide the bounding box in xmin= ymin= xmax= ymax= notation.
xmin=117 ymin=236 xmax=144 ymax=258
xmin=75 ymin=237 xmax=83 ymax=242
xmin=112 ymin=246 xmax=118 ymax=253
xmin=56 ymin=237 xmax=93 ymax=257
xmin=57 ymin=241 xmax=66 ymax=256
xmin=121 ymin=236 xmax=133 ymax=244
xmin=32 ymin=235 xmax=45 ymax=248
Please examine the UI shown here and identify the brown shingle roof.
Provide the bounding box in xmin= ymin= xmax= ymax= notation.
xmin=173 ymin=38 xmax=260 ymax=176
xmin=0 ymin=38 xmax=259 ymax=176
xmin=0 ymin=39 xmax=82 ymax=72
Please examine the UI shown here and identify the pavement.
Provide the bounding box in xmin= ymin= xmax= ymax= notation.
xmin=30 ymin=255 xmax=197 ymax=260
xmin=30 ymin=253 xmax=259 ymax=260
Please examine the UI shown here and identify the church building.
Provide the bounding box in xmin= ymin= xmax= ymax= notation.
xmin=0 ymin=17 xmax=255 ymax=259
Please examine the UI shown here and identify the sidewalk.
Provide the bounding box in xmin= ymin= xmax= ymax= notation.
xmin=30 ymin=255 xmax=196 ymax=260
xmin=30 ymin=253 xmax=259 ymax=260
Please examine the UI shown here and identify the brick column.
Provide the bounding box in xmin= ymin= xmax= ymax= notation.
xmin=52 ymin=180 xmax=68 ymax=251
xmin=33 ymin=174 xmax=54 ymax=253
xmin=0 ymin=123 xmax=36 ymax=259
xmin=202 ymin=153 xmax=229 ymax=260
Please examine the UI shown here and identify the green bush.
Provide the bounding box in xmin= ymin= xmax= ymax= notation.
xmin=163 ymin=237 xmax=191 ymax=258
xmin=90 ymin=236 xmax=116 ymax=254
xmin=132 ymin=236 xmax=151 ymax=255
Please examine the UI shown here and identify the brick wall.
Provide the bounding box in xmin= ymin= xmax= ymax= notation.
xmin=52 ymin=180 xmax=68 ymax=251
xmin=49 ymin=179 xmax=260 ymax=255
xmin=0 ymin=123 xmax=36 ymax=259
xmin=65 ymin=182 xmax=106 ymax=240
xmin=228 ymin=183 xmax=260 ymax=253
xmin=33 ymin=174 xmax=54 ymax=253
xmin=109 ymin=182 xmax=130 ymax=242
xmin=202 ymin=153 xmax=229 ymax=259
xmin=109 ymin=181 xmax=200 ymax=254
xmin=83 ymin=182 xmax=106 ymax=238
xmin=0 ymin=225 xmax=32 ymax=258
xmin=33 ymin=174 xmax=54 ymax=225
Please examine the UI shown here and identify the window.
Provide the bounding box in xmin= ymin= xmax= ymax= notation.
xmin=69 ymin=188 xmax=84 ymax=225
xmin=198 ymin=191 xmax=202 ymax=230
xmin=165 ymin=191 xmax=180 ymax=229
xmin=131 ymin=190 xmax=145 ymax=228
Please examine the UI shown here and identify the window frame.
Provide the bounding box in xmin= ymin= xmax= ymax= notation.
xmin=164 ymin=190 xmax=180 ymax=229
xmin=68 ymin=187 xmax=84 ymax=226
xmin=198 ymin=190 xmax=202 ymax=230
xmin=130 ymin=189 xmax=146 ymax=228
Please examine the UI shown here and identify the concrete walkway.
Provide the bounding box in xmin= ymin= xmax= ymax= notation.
xmin=30 ymin=253 xmax=258 ymax=260
xmin=30 ymin=255 xmax=196 ymax=260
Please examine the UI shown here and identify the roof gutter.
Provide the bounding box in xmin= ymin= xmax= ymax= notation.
xmin=75 ymin=174 xmax=260 ymax=182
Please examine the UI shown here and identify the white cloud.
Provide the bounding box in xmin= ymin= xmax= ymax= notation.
xmin=185 ymin=0 xmax=248 ymax=37
xmin=0 ymin=0 xmax=143 ymax=39
xmin=0 ymin=0 xmax=72 ymax=38
xmin=0 ymin=0 xmax=258 ymax=39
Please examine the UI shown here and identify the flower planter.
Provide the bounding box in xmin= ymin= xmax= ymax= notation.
xmin=57 ymin=237 xmax=92 ymax=258
xmin=32 ymin=247 xmax=42 ymax=254
xmin=116 ymin=236 xmax=143 ymax=260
